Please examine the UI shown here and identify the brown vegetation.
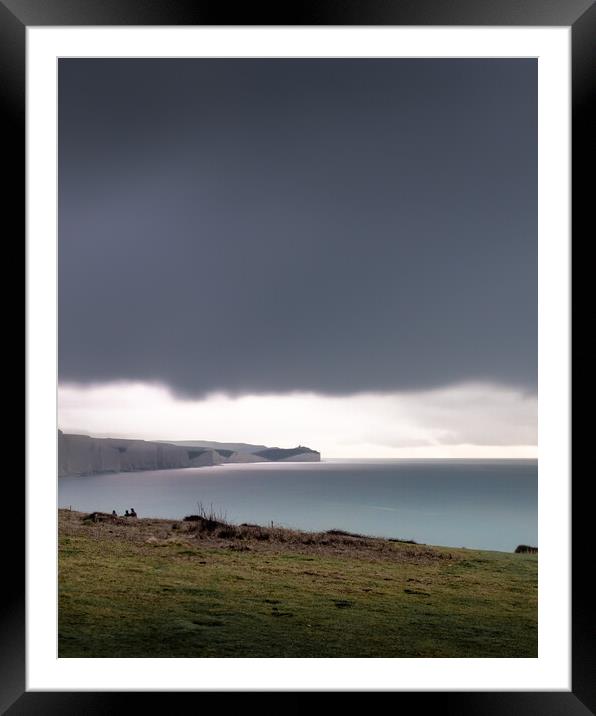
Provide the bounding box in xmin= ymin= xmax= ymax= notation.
xmin=515 ymin=544 xmax=538 ymax=554
xmin=60 ymin=509 xmax=455 ymax=565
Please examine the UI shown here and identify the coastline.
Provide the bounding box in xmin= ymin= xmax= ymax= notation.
xmin=58 ymin=459 xmax=538 ymax=553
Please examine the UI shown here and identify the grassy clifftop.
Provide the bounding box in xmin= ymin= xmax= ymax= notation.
xmin=58 ymin=509 xmax=537 ymax=658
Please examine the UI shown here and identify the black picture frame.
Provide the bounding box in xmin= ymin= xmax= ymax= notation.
xmin=10 ymin=0 xmax=588 ymax=711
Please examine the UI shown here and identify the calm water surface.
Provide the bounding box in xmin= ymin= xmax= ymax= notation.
xmin=58 ymin=459 xmax=537 ymax=552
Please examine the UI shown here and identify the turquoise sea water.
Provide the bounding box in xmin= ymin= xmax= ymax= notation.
xmin=58 ymin=458 xmax=537 ymax=552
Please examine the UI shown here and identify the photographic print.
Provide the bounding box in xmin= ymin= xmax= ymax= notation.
xmin=57 ymin=57 xmax=538 ymax=659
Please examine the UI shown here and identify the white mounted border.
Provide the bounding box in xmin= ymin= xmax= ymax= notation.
xmin=26 ymin=26 xmax=570 ymax=691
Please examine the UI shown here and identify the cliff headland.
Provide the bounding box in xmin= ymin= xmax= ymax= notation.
xmin=58 ymin=431 xmax=320 ymax=477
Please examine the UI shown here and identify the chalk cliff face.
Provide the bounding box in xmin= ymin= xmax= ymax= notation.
xmin=278 ymin=451 xmax=320 ymax=462
xmin=58 ymin=431 xmax=320 ymax=477
xmin=188 ymin=450 xmax=224 ymax=467
xmin=58 ymin=431 xmax=122 ymax=477
xmin=58 ymin=431 xmax=190 ymax=477
xmin=118 ymin=440 xmax=190 ymax=472
xmin=223 ymin=451 xmax=265 ymax=463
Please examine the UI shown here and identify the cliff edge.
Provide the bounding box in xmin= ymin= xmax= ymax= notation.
xmin=58 ymin=431 xmax=320 ymax=477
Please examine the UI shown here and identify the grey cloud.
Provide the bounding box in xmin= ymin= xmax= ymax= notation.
xmin=59 ymin=58 xmax=536 ymax=397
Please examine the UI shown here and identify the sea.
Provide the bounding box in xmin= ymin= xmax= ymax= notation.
xmin=58 ymin=458 xmax=537 ymax=553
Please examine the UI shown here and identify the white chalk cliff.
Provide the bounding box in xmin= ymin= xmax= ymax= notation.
xmin=58 ymin=431 xmax=320 ymax=477
xmin=278 ymin=451 xmax=320 ymax=462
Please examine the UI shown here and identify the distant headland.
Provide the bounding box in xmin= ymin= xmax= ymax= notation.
xmin=58 ymin=430 xmax=320 ymax=477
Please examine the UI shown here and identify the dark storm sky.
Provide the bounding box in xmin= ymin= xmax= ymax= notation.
xmin=58 ymin=58 xmax=536 ymax=397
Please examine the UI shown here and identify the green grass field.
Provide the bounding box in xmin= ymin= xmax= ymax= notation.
xmin=58 ymin=509 xmax=537 ymax=658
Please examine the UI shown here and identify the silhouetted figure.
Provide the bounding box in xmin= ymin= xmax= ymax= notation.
xmin=124 ymin=510 xmax=130 ymax=517
xmin=112 ymin=510 xmax=117 ymax=517
xmin=130 ymin=508 xmax=137 ymax=518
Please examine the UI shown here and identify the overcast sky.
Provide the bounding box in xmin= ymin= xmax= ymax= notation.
xmin=58 ymin=59 xmax=537 ymax=456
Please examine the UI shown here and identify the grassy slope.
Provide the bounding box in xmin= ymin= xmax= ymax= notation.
xmin=58 ymin=510 xmax=537 ymax=658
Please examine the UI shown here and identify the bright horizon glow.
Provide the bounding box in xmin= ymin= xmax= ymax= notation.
xmin=58 ymin=380 xmax=537 ymax=459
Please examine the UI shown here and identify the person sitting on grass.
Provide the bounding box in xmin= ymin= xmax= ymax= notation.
xmin=124 ymin=510 xmax=130 ymax=517
xmin=112 ymin=510 xmax=117 ymax=517
xmin=130 ymin=508 xmax=137 ymax=518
